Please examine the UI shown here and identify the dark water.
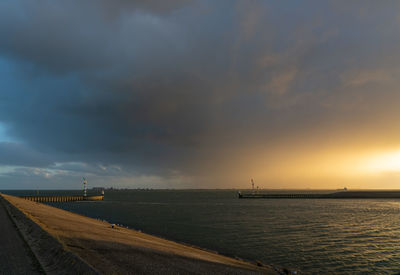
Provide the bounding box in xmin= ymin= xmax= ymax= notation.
xmin=3 ymin=189 xmax=400 ymax=274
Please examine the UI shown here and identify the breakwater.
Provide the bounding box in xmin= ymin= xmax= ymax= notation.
xmin=3 ymin=193 xmax=276 ymax=274
xmin=239 ymin=193 xmax=329 ymax=199
xmin=238 ymin=191 xmax=400 ymax=199
xmin=20 ymin=195 xmax=104 ymax=203
xmin=0 ymin=194 xmax=99 ymax=274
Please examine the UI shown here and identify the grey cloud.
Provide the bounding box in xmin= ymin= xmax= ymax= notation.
xmin=0 ymin=142 xmax=54 ymax=167
xmin=1 ymin=1 xmax=400 ymax=187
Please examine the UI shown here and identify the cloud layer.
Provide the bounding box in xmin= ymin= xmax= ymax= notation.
xmin=1 ymin=1 xmax=400 ymax=188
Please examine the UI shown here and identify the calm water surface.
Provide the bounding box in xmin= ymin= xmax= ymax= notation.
xmin=4 ymin=190 xmax=400 ymax=274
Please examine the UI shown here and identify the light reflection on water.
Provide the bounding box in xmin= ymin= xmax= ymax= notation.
xmin=4 ymin=189 xmax=400 ymax=273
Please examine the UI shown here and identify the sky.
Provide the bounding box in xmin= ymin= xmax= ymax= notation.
xmin=1 ymin=1 xmax=400 ymax=189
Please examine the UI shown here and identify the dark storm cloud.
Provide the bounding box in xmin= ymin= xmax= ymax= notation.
xmin=0 ymin=142 xmax=53 ymax=167
xmin=1 ymin=0 xmax=400 ymax=187
xmin=0 ymin=0 xmax=236 ymax=168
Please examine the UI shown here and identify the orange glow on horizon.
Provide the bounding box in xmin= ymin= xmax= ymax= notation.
xmin=237 ymin=146 xmax=400 ymax=189
xmin=357 ymin=150 xmax=400 ymax=174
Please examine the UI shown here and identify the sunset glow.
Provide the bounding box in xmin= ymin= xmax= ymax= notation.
xmin=359 ymin=150 xmax=400 ymax=174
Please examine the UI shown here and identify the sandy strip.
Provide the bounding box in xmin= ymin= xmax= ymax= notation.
xmin=2 ymin=194 xmax=278 ymax=274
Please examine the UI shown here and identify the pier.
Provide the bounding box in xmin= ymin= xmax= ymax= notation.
xmin=20 ymin=195 xmax=104 ymax=203
xmin=238 ymin=191 xmax=400 ymax=199
xmin=238 ymin=193 xmax=329 ymax=199
xmin=18 ymin=178 xmax=104 ymax=203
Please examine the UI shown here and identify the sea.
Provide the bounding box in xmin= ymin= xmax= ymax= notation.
xmin=3 ymin=189 xmax=400 ymax=274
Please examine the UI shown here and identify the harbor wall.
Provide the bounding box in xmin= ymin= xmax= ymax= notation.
xmin=20 ymin=195 xmax=104 ymax=203
xmin=238 ymin=191 xmax=400 ymax=199
xmin=0 ymin=194 xmax=98 ymax=274
xmin=86 ymin=195 xmax=104 ymax=201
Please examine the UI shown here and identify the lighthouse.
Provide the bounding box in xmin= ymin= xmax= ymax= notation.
xmin=83 ymin=177 xmax=87 ymax=197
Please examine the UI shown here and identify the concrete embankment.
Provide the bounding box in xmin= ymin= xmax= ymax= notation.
xmin=0 ymin=196 xmax=42 ymax=274
xmin=2 ymin=194 xmax=279 ymax=274
xmin=0 ymin=194 xmax=98 ymax=274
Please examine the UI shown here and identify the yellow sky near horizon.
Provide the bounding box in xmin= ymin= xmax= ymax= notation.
xmin=243 ymin=148 xmax=400 ymax=190
xmin=205 ymin=129 xmax=400 ymax=190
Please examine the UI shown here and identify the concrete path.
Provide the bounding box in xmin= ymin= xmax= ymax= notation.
xmin=0 ymin=197 xmax=42 ymax=275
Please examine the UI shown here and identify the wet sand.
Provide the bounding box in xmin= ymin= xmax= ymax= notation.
xmin=2 ymin=194 xmax=277 ymax=274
